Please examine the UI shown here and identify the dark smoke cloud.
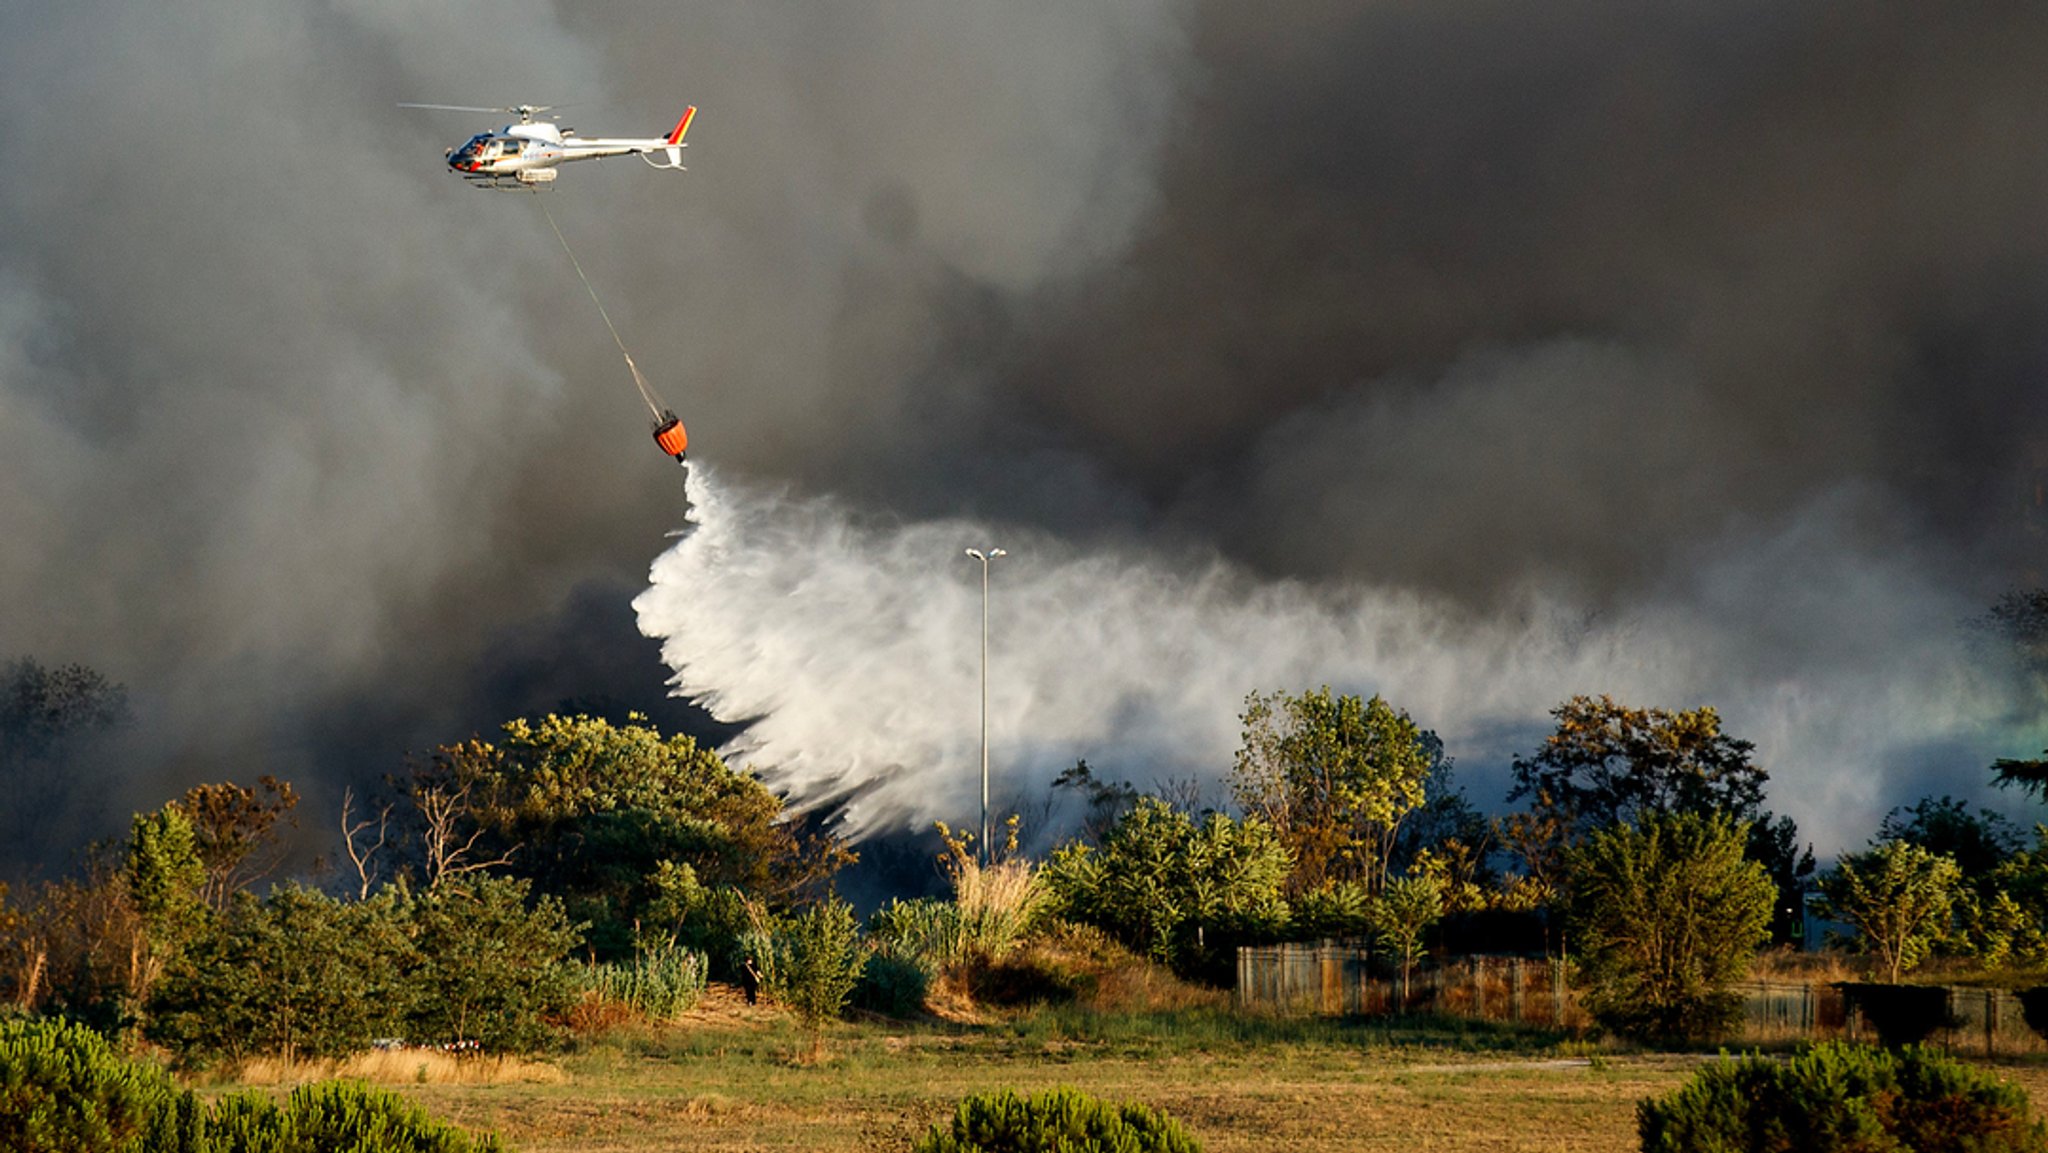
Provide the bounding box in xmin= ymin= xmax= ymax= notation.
xmin=3 ymin=0 xmax=2046 ymax=869
xmin=1009 ymin=2 xmax=2048 ymax=594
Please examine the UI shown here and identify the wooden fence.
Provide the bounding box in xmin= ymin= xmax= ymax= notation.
xmin=1235 ymin=944 xmax=2048 ymax=1055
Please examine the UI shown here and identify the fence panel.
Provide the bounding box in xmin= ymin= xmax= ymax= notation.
xmin=1236 ymin=945 xmax=2048 ymax=1052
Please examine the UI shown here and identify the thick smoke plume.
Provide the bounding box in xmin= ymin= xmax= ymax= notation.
xmin=3 ymin=1 xmax=2047 ymax=869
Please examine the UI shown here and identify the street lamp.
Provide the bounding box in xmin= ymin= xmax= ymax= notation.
xmin=965 ymin=547 xmax=1005 ymax=865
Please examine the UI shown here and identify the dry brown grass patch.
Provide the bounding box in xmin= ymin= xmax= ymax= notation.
xmin=229 ymin=1049 xmax=569 ymax=1086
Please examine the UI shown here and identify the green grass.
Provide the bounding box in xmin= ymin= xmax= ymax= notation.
xmin=200 ymin=993 xmax=2048 ymax=1152
xmin=995 ymin=1004 xmax=1570 ymax=1057
xmin=361 ymin=1000 xmax=1685 ymax=1152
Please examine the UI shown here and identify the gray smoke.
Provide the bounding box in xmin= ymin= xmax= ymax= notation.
xmin=3 ymin=0 xmax=2045 ymax=865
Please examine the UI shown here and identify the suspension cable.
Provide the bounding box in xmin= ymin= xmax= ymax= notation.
xmin=539 ymin=197 xmax=668 ymax=422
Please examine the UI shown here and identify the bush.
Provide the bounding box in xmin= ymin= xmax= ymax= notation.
xmin=146 ymin=884 xmax=408 ymax=1065
xmin=1568 ymin=813 xmax=1775 ymax=1046
xmin=868 ymin=898 xmax=966 ymax=973
xmin=912 ymin=1087 xmax=1201 ymax=1153
xmin=851 ymin=951 xmax=932 ymax=1018
xmin=209 ymin=1080 xmax=505 ymax=1152
xmin=0 ymin=1017 xmax=503 ymax=1152
xmin=0 ymin=1017 xmax=193 ymax=1153
xmin=1044 ymin=798 xmax=1289 ymax=978
xmin=1837 ymin=983 xmax=1957 ymax=1048
xmin=1638 ymin=1041 xmax=2047 ymax=1153
xmin=765 ymin=898 xmax=866 ymax=1029
xmin=402 ymin=875 xmax=583 ymax=1052
xmin=580 ymin=943 xmax=709 ymax=1022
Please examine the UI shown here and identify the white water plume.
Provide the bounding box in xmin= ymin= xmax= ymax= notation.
xmin=636 ymin=468 xmax=2040 ymax=855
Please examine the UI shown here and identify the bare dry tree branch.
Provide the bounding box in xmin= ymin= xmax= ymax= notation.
xmin=340 ymin=786 xmax=393 ymax=901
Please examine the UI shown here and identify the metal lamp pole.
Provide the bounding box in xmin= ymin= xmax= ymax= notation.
xmin=964 ymin=547 xmax=1005 ymax=865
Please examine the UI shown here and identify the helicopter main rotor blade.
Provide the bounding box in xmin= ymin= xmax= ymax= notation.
xmin=398 ymin=102 xmax=509 ymax=113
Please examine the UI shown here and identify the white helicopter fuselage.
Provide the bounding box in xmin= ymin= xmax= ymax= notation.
xmin=446 ymin=109 xmax=692 ymax=187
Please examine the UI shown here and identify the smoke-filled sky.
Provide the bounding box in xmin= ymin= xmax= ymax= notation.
xmin=4 ymin=1 xmax=2048 ymax=869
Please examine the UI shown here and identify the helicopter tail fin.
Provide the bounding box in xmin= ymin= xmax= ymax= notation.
xmin=666 ymin=106 xmax=696 ymax=146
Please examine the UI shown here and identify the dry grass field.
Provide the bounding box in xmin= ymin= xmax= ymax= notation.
xmin=267 ymin=986 xmax=2048 ymax=1153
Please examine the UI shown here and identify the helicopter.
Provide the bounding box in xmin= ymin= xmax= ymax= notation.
xmin=400 ymin=102 xmax=694 ymax=188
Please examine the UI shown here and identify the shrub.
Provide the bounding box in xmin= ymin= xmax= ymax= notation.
xmin=209 ymin=1080 xmax=505 ymax=1152
xmin=146 ymin=884 xmax=408 ymax=1065
xmin=945 ymin=853 xmax=1045 ymax=965
xmin=1567 ymin=812 xmax=1774 ymax=1046
xmin=1044 ymin=798 xmax=1289 ymax=978
xmin=404 ymin=874 xmax=583 ymax=1051
xmin=911 ymin=1087 xmax=1201 ymax=1153
xmin=852 ymin=951 xmax=932 ymax=1018
xmin=868 ymin=898 xmax=966 ymax=973
xmin=765 ymin=898 xmax=866 ymax=1029
xmin=1836 ymin=982 xmax=1956 ymax=1049
xmin=0 ymin=1017 xmax=503 ymax=1152
xmin=0 ymin=1017 xmax=193 ymax=1153
xmin=1288 ymin=882 xmax=1373 ymax=941
xmin=1638 ymin=1041 xmax=2047 ymax=1153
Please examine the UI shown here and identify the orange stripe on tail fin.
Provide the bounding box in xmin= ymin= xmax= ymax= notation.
xmin=666 ymin=106 xmax=696 ymax=145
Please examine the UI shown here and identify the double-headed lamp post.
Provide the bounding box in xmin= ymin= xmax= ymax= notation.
xmin=964 ymin=547 xmax=1005 ymax=865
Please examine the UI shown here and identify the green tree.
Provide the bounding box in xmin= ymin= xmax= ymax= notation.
xmin=1044 ymin=797 xmax=1290 ymax=977
xmin=1819 ymin=840 xmax=1963 ymax=983
xmin=764 ymin=897 xmax=866 ymax=1033
xmin=1231 ymin=687 xmax=1432 ymax=893
xmin=1567 ymin=812 xmax=1774 ymax=1044
xmin=1371 ymin=873 xmax=1446 ymax=1003
xmin=1505 ymin=695 xmax=1789 ymax=955
xmin=1880 ymin=795 xmax=2024 ymax=879
xmin=146 ymin=884 xmax=407 ymax=1065
xmin=403 ymin=874 xmax=582 ymax=1051
xmin=1746 ymin=811 xmax=1817 ymax=947
xmin=1509 ymin=696 xmax=1769 ymax=839
xmin=1963 ymin=826 xmax=2048 ymax=966
xmin=429 ymin=714 xmax=850 ymax=958
xmin=123 ymin=806 xmax=208 ymax=1000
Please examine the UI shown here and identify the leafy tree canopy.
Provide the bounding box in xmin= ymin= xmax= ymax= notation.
xmin=1045 ymin=796 xmax=1290 ymax=976
xmin=1879 ymin=795 xmax=2026 ymax=880
xmin=1509 ymin=695 xmax=1768 ymax=838
xmin=1818 ymin=839 xmax=1963 ymax=983
xmin=170 ymin=776 xmax=299 ymax=911
xmin=439 ymin=714 xmax=850 ymax=957
xmin=0 ymin=658 xmax=129 ymax=765
xmin=1231 ymin=687 xmax=1432 ymax=893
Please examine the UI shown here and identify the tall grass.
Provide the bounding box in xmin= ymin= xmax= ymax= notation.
xmin=870 ymin=898 xmax=967 ymax=971
xmin=952 ymin=857 xmax=1046 ymax=964
xmin=869 ymin=855 xmax=1046 ymax=977
xmin=580 ymin=943 xmax=710 ymax=1022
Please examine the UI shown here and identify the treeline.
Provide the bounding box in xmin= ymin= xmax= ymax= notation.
xmin=0 ymin=707 xmax=848 ymax=1061
xmin=5 ymin=585 xmax=2048 ymax=1062
xmin=1032 ymin=678 xmax=2048 ymax=1043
